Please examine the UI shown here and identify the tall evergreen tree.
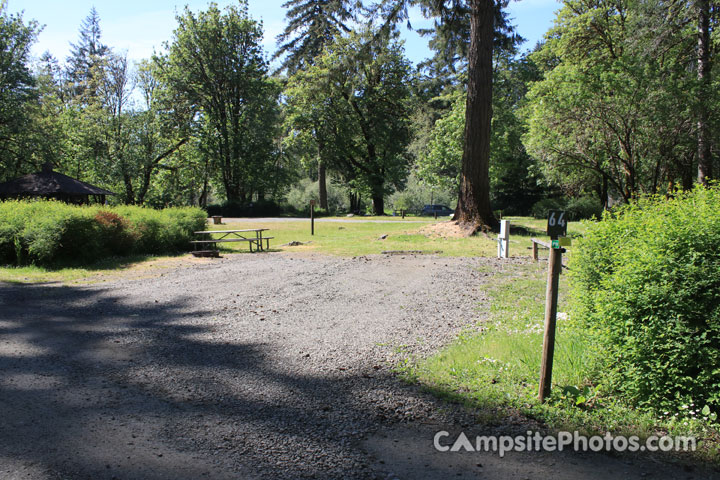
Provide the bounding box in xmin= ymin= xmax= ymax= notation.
xmin=275 ymin=0 xmax=354 ymax=209
xmin=274 ymin=0 xmax=354 ymax=75
xmin=696 ymin=0 xmax=712 ymax=185
xmin=66 ymin=7 xmax=109 ymax=102
xmin=380 ymin=0 xmax=520 ymax=231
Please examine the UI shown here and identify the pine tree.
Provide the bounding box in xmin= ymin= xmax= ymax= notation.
xmin=275 ymin=0 xmax=354 ymax=209
xmin=66 ymin=7 xmax=109 ymax=101
xmin=274 ymin=0 xmax=354 ymax=75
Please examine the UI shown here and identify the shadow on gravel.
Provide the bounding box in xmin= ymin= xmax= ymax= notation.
xmin=0 ymin=282 xmax=435 ymax=479
xmin=0 ymin=282 xmax=716 ymax=480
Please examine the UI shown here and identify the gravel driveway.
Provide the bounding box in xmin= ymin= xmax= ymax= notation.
xmin=0 ymin=253 xmax=712 ymax=479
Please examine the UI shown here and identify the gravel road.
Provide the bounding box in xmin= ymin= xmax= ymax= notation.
xmin=0 ymin=253 xmax=714 ymax=479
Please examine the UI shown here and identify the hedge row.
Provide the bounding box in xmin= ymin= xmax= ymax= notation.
xmin=0 ymin=200 xmax=207 ymax=266
xmin=570 ymin=186 xmax=720 ymax=412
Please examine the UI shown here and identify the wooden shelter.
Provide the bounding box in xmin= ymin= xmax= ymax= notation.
xmin=0 ymin=163 xmax=115 ymax=204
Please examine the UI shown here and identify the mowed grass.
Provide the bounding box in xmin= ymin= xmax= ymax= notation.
xmin=0 ymin=216 xmax=585 ymax=282
xmin=0 ymin=254 xmax=188 ymax=284
xmin=217 ymin=216 xmax=586 ymax=258
xmin=406 ymin=262 xmax=592 ymax=410
xmin=219 ymin=218 xmax=496 ymax=256
xmin=404 ymin=261 xmax=660 ymax=437
xmin=404 ymin=259 xmax=720 ymax=460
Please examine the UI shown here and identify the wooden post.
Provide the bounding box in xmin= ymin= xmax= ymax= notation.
xmin=532 ymin=241 xmax=538 ymax=261
xmin=539 ymin=243 xmax=562 ymax=402
xmin=310 ymin=200 xmax=315 ymax=235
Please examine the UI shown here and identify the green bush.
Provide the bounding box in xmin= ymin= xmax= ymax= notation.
xmin=94 ymin=210 xmax=137 ymax=255
xmin=388 ymin=172 xmax=456 ymax=214
xmin=565 ymin=196 xmax=603 ymax=220
xmin=531 ymin=196 xmax=603 ymax=221
xmin=206 ymin=199 xmax=285 ymax=218
xmin=530 ymin=197 xmax=567 ymax=219
xmin=570 ymin=186 xmax=720 ymax=412
xmin=0 ymin=200 xmax=207 ymax=266
xmin=284 ymin=178 xmax=349 ymax=214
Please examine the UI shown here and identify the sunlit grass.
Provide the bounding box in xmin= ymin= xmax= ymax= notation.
xmin=0 ymin=254 xmax=188 ymax=284
xmin=411 ymin=262 xmax=591 ymax=409
xmin=403 ymin=261 xmax=720 ymax=461
xmin=217 ymin=218 xmax=497 ymax=256
xmin=0 ymin=216 xmax=587 ymax=283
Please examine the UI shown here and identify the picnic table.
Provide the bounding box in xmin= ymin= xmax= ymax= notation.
xmin=190 ymin=228 xmax=272 ymax=257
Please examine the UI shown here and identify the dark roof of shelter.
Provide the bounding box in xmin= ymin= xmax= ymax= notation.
xmin=0 ymin=163 xmax=115 ymax=196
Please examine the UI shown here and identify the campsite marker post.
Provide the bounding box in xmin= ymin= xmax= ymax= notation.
xmin=539 ymin=210 xmax=567 ymax=402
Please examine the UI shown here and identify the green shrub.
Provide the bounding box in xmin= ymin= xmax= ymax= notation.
xmin=531 ymin=197 xmax=567 ymax=219
xmin=570 ymin=186 xmax=720 ymax=412
xmin=94 ymin=210 xmax=137 ymax=255
xmin=388 ymin=172 xmax=456 ymax=214
xmin=565 ymin=196 xmax=603 ymax=220
xmin=284 ymin=178 xmax=350 ymax=215
xmin=206 ymin=199 xmax=285 ymax=217
xmin=113 ymin=205 xmax=206 ymax=254
xmin=0 ymin=200 xmax=207 ymax=266
xmin=531 ymin=196 xmax=603 ymax=221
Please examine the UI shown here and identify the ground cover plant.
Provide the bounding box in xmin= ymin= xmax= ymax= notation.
xmin=0 ymin=215 xmax=580 ymax=282
xmin=405 ymin=260 xmax=720 ymax=460
xmin=404 ymin=188 xmax=720 ymax=461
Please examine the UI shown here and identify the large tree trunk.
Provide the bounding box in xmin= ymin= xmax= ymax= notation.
xmin=697 ymin=0 xmax=712 ymax=185
xmin=454 ymin=0 xmax=498 ymax=232
xmin=318 ymin=160 xmax=328 ymax=210
xmin=371 ymin=181 xmax=385 ymax=216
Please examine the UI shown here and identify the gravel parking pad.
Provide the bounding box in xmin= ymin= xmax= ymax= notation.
xmin=0 ymin=253 xmax=712 ymax=479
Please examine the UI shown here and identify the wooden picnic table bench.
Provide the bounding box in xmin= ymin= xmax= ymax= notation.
xmin=190 ymin=228 xmax=273 ymax=256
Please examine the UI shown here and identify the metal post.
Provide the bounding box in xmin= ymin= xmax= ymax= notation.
xmin=539 ymin=243 xmax=562 ymax=402
xmin=310 ymin=202 xmax=315 ymax=235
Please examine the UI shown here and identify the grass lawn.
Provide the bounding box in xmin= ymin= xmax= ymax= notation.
xmin=215 ymin=216 xmax=586 ymax=258
xmin=0 ymin=254 xmax=190 ymax=284
xmin=401 ymin=259 xmax=720 ymax=462
xmin=0 ymin=216 xmax=585 ymax=283
xmin=220 ymin=218 xmax=497 ymax=256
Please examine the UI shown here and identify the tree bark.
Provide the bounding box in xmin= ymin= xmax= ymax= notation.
xmin=318 ymin=160 xmax=328 ymax=210
xmin=697 ymin=0 xmax=712 ymax=185
xmin=371 ymin=181 xmax=385 ymax=216
xmin=454 ymin=0 xmax=498 ymax=232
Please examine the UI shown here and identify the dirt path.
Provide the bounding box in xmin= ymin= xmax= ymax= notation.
xmin=0 ymin=253 xmax=713 ymax=479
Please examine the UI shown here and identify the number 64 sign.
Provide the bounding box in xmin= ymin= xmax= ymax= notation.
xmin=547 ymin=210 xmax=567 ymax=237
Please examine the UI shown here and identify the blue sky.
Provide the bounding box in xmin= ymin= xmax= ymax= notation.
xmin=11 ymin=0 xmax=561 ymax=67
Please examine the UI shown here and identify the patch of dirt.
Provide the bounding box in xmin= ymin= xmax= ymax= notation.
xmin=418 ymin=220 xmax=479 ymax=238
xmin=75 ymin=254 xmax=217 ymax=284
